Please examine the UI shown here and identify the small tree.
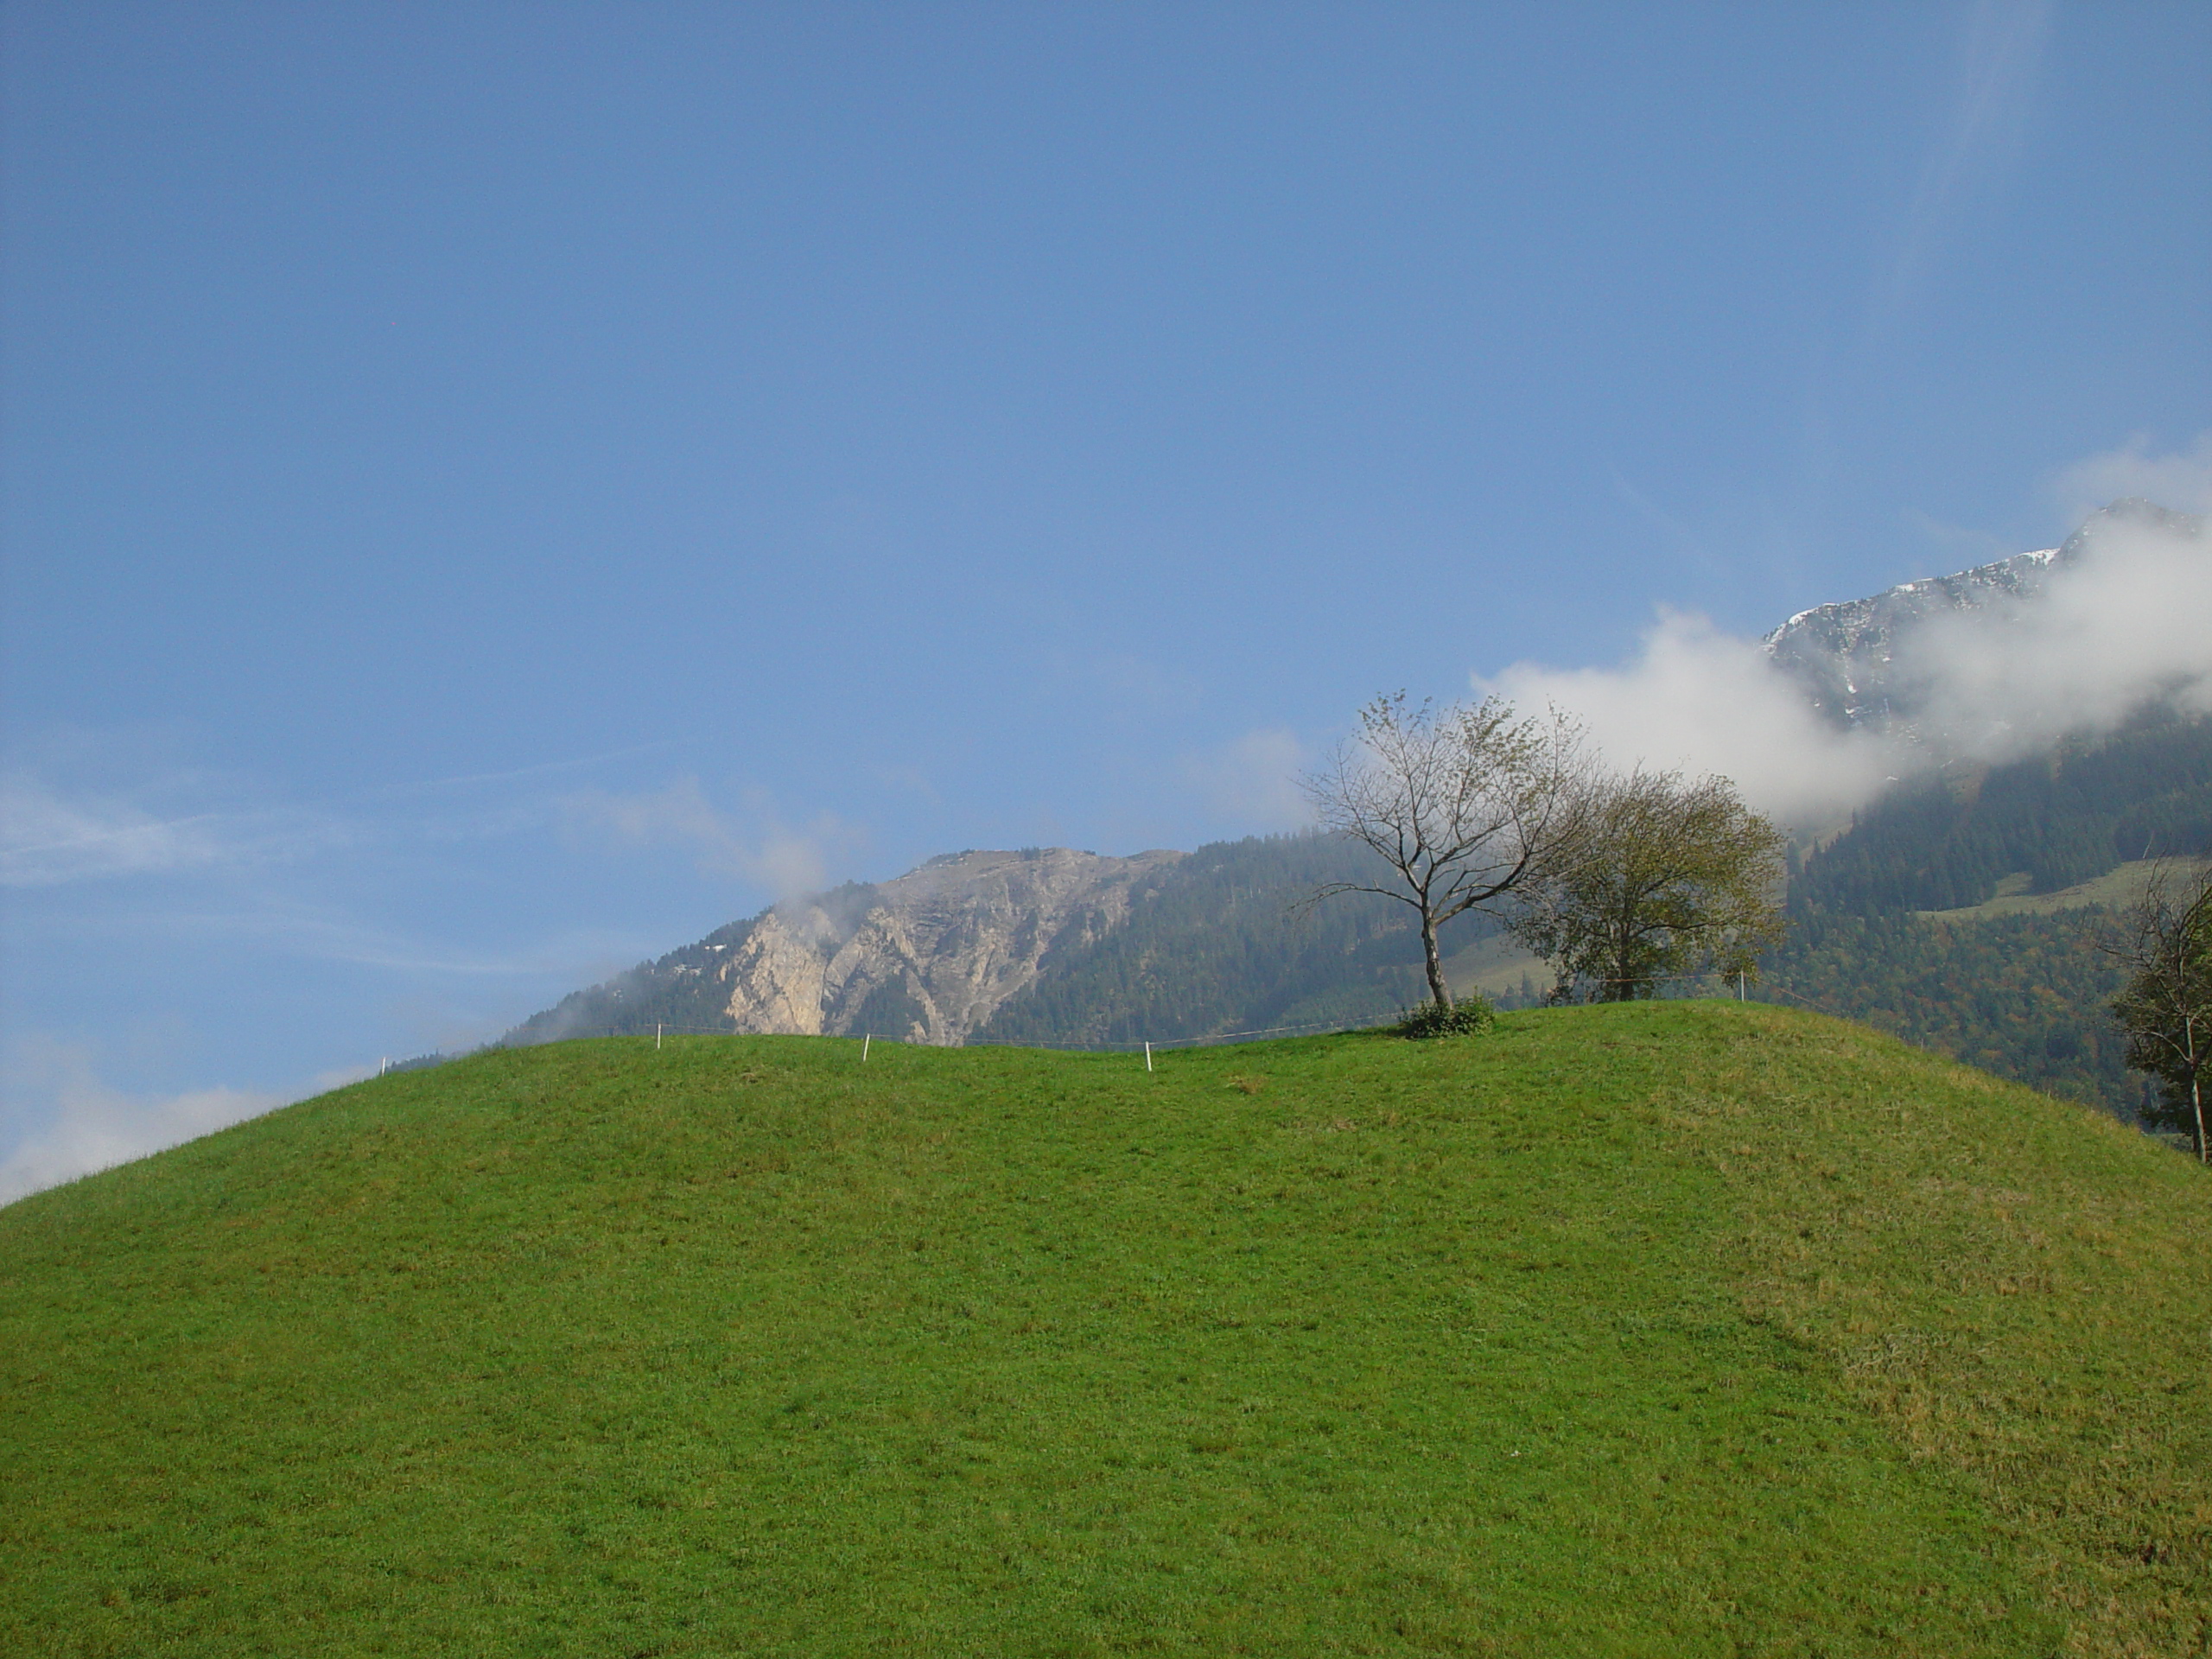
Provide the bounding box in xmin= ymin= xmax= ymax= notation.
xmin=2101 ymin=860 xmax=2212 ymax=1162
xmin=1511 ymin=766 xmax=1786 ymax=1002
xmin=1302 ymin=693 xmax=1587 ymax=1013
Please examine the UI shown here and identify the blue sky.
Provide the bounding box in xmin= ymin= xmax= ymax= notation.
xmin=3 ymin=1 xmax=2209 ymax=1192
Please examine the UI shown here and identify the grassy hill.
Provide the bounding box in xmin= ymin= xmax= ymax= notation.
xmin=3 ymin=1007 xmax=2208 ymax=1656
xmin=1758 ymin=911 xmax=2143 ymax=1123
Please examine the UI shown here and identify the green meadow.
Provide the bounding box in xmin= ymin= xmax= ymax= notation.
xmin=3 ymin=1004 xmax=2207 ymax=1656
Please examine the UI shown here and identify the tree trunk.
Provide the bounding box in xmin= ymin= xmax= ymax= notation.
xmin=1605 ymin=921 xmax=1632 ymax=1002
xmin=1605 ymin=898 xmax=1636 ymax=1002
xmin=1421 ymin=913 xmax=1452 ymax=1010
xmin=2192 ymin=1019 xmax=2206 ymax=1166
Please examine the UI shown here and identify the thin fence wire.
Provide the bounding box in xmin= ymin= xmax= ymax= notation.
xmin=965 ymin=1013 xmax=1406 ymax=1052
xmin=533 ymin=976 xmax=1855 ymax=1058
xmin=1746 ymin=979 xmax=1861 ymax=1021
xmin=564 ymin=1013 xmax=1408 ymax=1052
xmin=411 ymin=976 xmax=2183 ymax=1147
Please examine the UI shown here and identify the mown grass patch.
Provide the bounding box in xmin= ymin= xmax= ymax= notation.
xmin=2 ymin=1003 xmax=2206 ymax=1655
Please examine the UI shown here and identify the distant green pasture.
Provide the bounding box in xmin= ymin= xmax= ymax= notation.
xmin=1917 ymin=858 xmax=2173 ymax=920
xmin=3 ymin=1005 xmax=2206 ymax=1655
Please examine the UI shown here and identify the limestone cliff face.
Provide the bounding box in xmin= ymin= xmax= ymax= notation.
xmin=716 ymin=910 xmax=835 ymax=1036
xmin=715 ymin=848 xmax=1182 ymax=1045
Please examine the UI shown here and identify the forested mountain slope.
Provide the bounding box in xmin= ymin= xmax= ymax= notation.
xmin=1792 ymin=709 xmax=2212 ymax=914
xmin=973 ymin=833 xmax=1497 ymax=1046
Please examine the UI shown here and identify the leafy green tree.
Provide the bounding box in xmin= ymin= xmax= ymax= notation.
xmin=2101 ymin=861 xmax=2212 ymax=1160
xmin=1515 ymin=768 xmax=1786 ymax=1002
xmin=1303 ymin=693 xmax=1587 ymax=1014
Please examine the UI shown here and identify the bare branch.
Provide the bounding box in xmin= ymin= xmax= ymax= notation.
xmin=1301 ymin=692 xmax=1592 ymax=1011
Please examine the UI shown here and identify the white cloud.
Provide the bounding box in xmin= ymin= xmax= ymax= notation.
xmin=2053 ymin=430 xmax=2212 ymax=524
xmin=0 ymin=1036 xmax=290 ymax=1206
xmin=562 ymin=777 xmax=862 ymax=899
xmin=1474 ymin=442 xmax=2212 ymax=828
xmin=1482 ymin=611 xmax=1900 ymax=826
xmin=1904 ymin=505 xmax=2212 ymax=754
xmin=1180 ymin=728 xmax=1311 ymax=829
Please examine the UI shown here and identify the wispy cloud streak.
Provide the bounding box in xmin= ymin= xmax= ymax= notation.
xmin=562 ymin=777 xmax=864 ymax=899
xmin=0 ymin=775 xmax=350 ymax=887
xmin=1872 ymin=0 xmax=2055 ymax=327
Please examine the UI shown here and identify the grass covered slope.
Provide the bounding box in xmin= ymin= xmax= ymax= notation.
xmin=3 ymin=1007 xmax=2207 ymax=1656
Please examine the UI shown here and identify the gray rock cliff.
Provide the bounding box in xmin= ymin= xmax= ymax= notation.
xmin=700 ymin=848 xmax=1185 ymax=1044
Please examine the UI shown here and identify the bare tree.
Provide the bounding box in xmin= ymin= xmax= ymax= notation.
xmin=2100 ymin=859 xmax=2212 ymax=1162
xmin=1302 ymin=693 xmax=1587 ymax=1012
xmin=1508 ymin=767 xmax=1787 ymax=1002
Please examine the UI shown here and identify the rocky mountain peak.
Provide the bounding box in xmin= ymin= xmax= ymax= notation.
xmin=1761 ymin=498 xmax=2205 ymax=734
xmin=1763 ymin=549 xmax=2060 ymax=731
xmin=683 ymin=846 xmax=1182 ymax=1046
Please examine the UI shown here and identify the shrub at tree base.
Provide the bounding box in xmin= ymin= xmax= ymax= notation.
xmin=1395 ymin=993 xmax=1496 ymax=1038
